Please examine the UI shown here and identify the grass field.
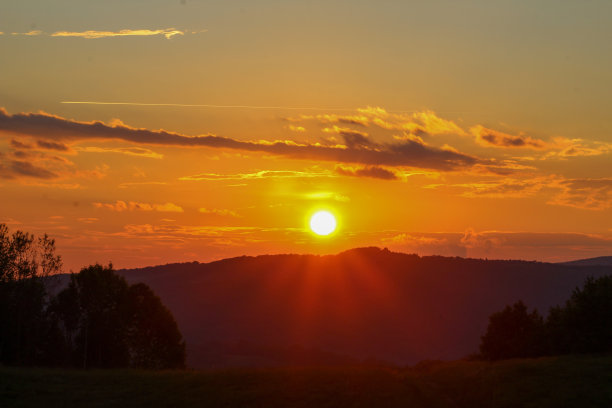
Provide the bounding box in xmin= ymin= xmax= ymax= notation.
xmin=1 ymin=354 xmax=610 ymax=407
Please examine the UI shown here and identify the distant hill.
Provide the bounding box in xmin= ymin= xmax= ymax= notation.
xmin=116 ymin=247 xmax=612 ymax=368
xmin=559 ymin=256 xmax=612 ymax=267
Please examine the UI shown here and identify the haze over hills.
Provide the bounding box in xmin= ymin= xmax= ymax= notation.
xmin=116 ymin=248 xmax=611 ymax=368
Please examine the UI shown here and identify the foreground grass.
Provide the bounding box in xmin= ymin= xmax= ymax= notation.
xmin=1 ymin=354 xmax=610 ymax=408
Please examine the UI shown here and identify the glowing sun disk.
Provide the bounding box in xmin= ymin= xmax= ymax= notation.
xmin=309 ymin=211 xmax=337 ymax=236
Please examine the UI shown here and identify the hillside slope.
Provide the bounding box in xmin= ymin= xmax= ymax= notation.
xmin=118 ymin=248 xmax=611 ymax=367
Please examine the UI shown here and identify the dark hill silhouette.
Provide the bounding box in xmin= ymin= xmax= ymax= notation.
xmin=116 ymin=247 xmax=611 ymax=368
xmin=559 ymin=256 xmax=612 ymax=267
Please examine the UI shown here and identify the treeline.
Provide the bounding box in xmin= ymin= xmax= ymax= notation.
xmin=0 ymin=224 xmax=185 ymax=369
xmin=479 ymin=275 xmax=612 ymax=360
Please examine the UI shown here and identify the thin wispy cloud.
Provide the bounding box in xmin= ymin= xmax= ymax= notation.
xmin=61 ymin=101 xmax=358 ymax=111
xmin=180 ymin=170 xmax=337 ymax=181
xmin=5 ymin=28 xmax=205 ymax=39
xmin=94 ymin=201 xmax=184 ymax=212
xmin=10 ymin=30 xmax=43 ymax=36
xmin=51 ymin=28 xmax=186 ymax=39
xmin=199 ymin=208 xmax=241 ymax=217
xmin=75 ymin=146 xmax=163 ymax=159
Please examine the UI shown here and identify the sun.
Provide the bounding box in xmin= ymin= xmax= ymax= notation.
xmin=309 ymin=210 xmax=337 ymax=236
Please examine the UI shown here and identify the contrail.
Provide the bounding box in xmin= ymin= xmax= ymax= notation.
xmin=60 ymin=101 xmax=361 ymax=112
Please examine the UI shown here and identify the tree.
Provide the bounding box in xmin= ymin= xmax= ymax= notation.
xmin=52 ymin=264 xmax=132 ymax=368
xmin=0 ymin=223 xmax=63 ymax=365
xmin=479 ymin=301 xmax=544 ymax=360
xmin=548 ymin=275 xmax=612 ymax=354
xmin=126 ymin=283 xmax=186 ymax=369
xmin=52 ymin=264 xmax=185 ymax=369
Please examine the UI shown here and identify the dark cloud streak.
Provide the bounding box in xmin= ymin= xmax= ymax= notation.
xmin=0 ymin=108 xmax=480 ymax=171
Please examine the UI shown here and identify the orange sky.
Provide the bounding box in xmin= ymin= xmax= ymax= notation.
xmin=1 ymin=1 xmax=611 ymax=271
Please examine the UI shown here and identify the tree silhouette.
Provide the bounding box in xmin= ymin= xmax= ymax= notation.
xmin=548 ymin=275 xmax=612 ymax=354
xmin=126 ymin=283 xmax=186 ymax=369
xmin=479 ymin=301 xmax=544 ymax=360
xmin=52 ymin=264 xmax=185 ymax=369
xmin=479 ymin=275 xmax=612 ymax=360
xmin=53 ymin=264 xmax=132 ymax=368
xmin=0 ymin=223 xmax=63 ymax=365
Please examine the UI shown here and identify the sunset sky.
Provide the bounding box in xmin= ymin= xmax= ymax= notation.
xmin=1 ymin=0 xmax=611 ymax=271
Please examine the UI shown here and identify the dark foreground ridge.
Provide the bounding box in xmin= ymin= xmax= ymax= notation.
xmin=1 ymin=354 xmax=610 ymax=408
xmin=117 ymin=247 xmax=612 ymax=368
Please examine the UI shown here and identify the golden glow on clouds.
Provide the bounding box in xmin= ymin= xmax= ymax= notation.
xmin=179 ymin=170 xmax=337 ymax=181
xmin=4 ymin=28 xmax=205 ymax=39
xmin=51 ymin=29 xmax=186 ymax=39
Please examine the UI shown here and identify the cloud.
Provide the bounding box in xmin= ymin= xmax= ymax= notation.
xmin=548 ymin=178 xmax=612 ymax=210
xmin=0 ymin=160 xmax=58 ymax=180
xmin=0 ymin=108 xmax=486 ymax=172
xmin=36 ymin=139 xmax=71 ymax=151
xmin=75 ymin=146 xmax=163 ymax=159
xmin=10 ymin=139 xmax=33 ymax=149
xmin=470 ymin=125 xmax=546 ymax=149
xmin=297 ymin=107 xmax=466 ymax=137
xmin=287 ymin=125 xmax=306 ymax=132
xmin=303 ymin=192 xmax=350 ymax=202
xmin=323 ymin=126 xmax=374 ymax=149
xmin=427 ymin=174 xmax=612 ymax=211
xmin=77 ymin=218 xmax=99 ymax=224
xmin=118 ymin=181 xmax=168 ymax=188
xmin=51 ymin=28 xmax=186 ymax=39
xmin=180 ymin=170 xmax=336 ymax=181
xmin=11 ymin=30 xmax=43 ymax=36
xmin=545 ymin=137 xmax=612 ymax=159
xmin=7 ymin=28 xmax=208 ymax=39
xmin=198 ymin=208 xmax=240 ymax=217
xmin=383 ymin=229 xmax=612 ymax=261
xmin=93 ymin=201 xmax=184 ymax=212
xmin=460 ymin=228 xmax=504 ymax=252
xmin=335 ymin=165 xmax=398 ymax=180
xmin=0 ymin=108 xmax=480 ymax=171
xmin=451 ymin=177 xmax=550 ymax=198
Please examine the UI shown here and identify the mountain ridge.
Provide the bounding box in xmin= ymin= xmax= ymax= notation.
xmin=114 ymin=247 xmax=611 ymax=368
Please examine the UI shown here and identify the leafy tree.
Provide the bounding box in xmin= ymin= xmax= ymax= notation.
xmin=479 ymin=301 xmax=544 ymax=360
xmin=0 ymin=223 xmax=63 ymax=365
xmin=479 ymin=275 xmax=612 ymax=360
xmin=126 ymin=283 xmax=185 ymax=369
xmin=548 ymin=275 xmax=612 ymax=354
xmin=52 ymin=264 xmax=132 ymax=368
xmin=52 ymin=264 xmax=185 ymax=369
